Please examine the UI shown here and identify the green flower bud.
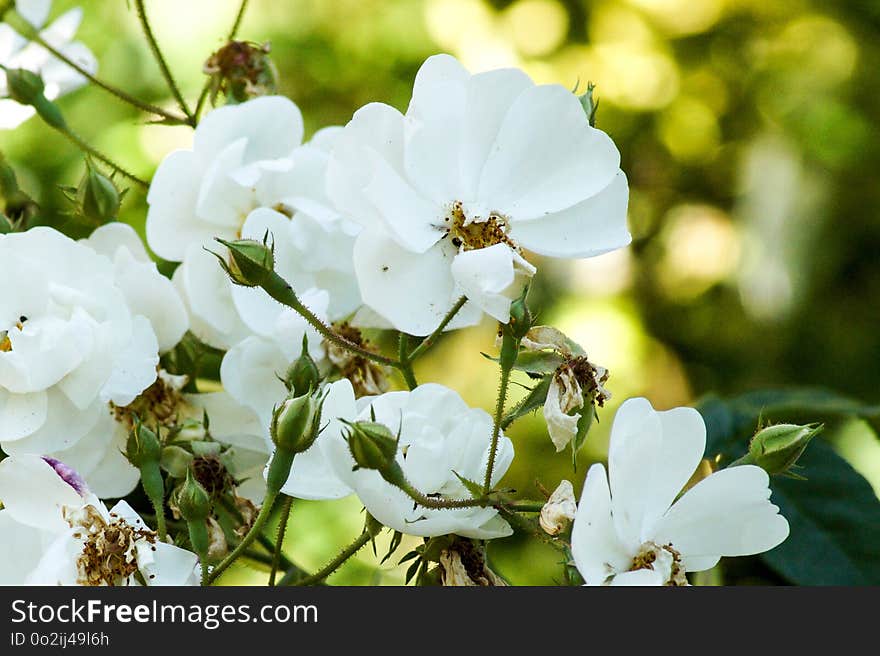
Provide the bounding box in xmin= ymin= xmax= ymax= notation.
xmin=3 ymin=68 xmax=67 ymax=129
xmin=733 ymin=423 xmax=822 ymax=476
xmin=74 ymin=161 xmax=122 ymax=225
xmin=271 ymin=393 xmax=322 ymax=454
xmin=125 ymin=421 xmax=162 ymax=468
xmin=507 ymin=285 xmax=532 ymax=342
xmin=213 ymin=234 xmax=275 ymax=287
xmin=178 ymin=468 xmax=212 ymax=522
xmin=343 ymin=420 xmax=399 ymax=472
xmin=285 ymin=335 xmax=320 ymax=397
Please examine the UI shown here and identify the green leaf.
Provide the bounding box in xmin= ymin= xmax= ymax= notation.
xmin=571 ymin=405 xmax=597 ymax=470
xmin=453 ymin=471 xmax=484 ymax=499
xmin=380 ymin=531 xmax=404 ymax=565
xmin=501 ymin=376 xmax=552 ymax=429
xmin=761 ymin=440 xmax=880 ymax=585
xmin=698 ymin=387 xmax=880 ymax=464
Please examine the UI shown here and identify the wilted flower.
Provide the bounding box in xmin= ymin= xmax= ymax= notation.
xmin=438 ymin=539 xmax=506 ymax=586
xmin=539 ymin=479 xmax=577 ymax=536
xmin=0 ymin=1 xmax=97 ymax=129
xmin=571 ymin=398 xmax=790 ymax=586
xmin=0 ymin=455 xmax=199 ymax=585
xmin=322 ymin=383 xmax=515 ymax=538
xmin=327 ymin=54 xmax=630 ymax=335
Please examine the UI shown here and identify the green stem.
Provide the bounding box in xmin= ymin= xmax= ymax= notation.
xmin=397 ymin=477 xmax=493 ymax=510
xmin=206 ymin=490 xmax=278 ymax=584
xmin=228 ymin=0 xmax=250 ymax=40
xmin=133 ymin=0 xmax=195 ymax=125
xmin=407 ymin=295 xmax=467 ymax=361
xmin=4 ymin=9 xmax=189 ymax=124
xmin=269 ymin=495 xmax=293 ymax=586
xmin=506 ymin=501 xmax=545 ymax=513
xmin=261 ymin=270 xmax=401 ymax=370
xmin=255 ymin=533 xmax=296 ymax=573
xmin=57 ymin=126 xmax=149 ymax=188
xmin=483 ymin=359 xmax=513 ymax=493
xmin=397 ymin=333 xmax=418 ymax=390
xmin=283 ymin=532 xmax=371 ymax=586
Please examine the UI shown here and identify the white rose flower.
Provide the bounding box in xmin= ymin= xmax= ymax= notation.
xmin=327 ymin=54 xmax=631 ymax=336
xmin=0 ymin=1 xmax=97 ymax=129
xmin=322 ymin=382 xmax=515 ymax=538
xmin=148 ymin=97 xmax=362 ymax=348
xmin=0 ymin=225 xmax=186 ymax=497
xmin=571 ymin=398 xmax=790 ymax=586
xmin=0 ymin=455 xmax=199 ymax=585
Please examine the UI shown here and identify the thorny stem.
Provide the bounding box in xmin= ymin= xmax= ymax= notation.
xmin=397 ymin=477 xmax=494 ymax=510
xmin=133 ymin=0 xmax=195 ymax=126
xmin=57 ymin=126 xmax=149 ymax=189
xmin=260 ymin=269 xmax=403 ymax=371
xmin=283 ymin=532 xmax=371 ymax=586
xmin=483 ymin=361 xmax=513 ymax=493
xmin=228 ymin=0 xmax=250 ymax=40
xmin=193 ymin=0 xmax=250 ymax=123
xmin=407 ymin=295 xmax=467 ymax=361
xmin=3 ymin=9 xmax=190 ymax=125
xmin=269 ymin=495 xmax=293 ymax=586
xmin=397 ymin=333 xmax=418 ymax=390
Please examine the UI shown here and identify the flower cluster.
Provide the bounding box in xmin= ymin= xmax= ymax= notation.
xmin=0 ymin=2 xmax=801 ymax=587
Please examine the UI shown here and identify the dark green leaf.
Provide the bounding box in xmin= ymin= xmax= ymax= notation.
xmin=760 ymin=440 xmax=880 ymax=585
xmin=501 ymin=376 xmax=552 ymax=429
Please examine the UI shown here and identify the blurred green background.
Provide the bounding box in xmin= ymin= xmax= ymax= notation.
xmin=4 ymin=0 xmax=880 ymax=585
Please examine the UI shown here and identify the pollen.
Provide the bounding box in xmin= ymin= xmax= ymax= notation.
xmin=446 ymin=201 xmax=517 ymax=252
xmin=0 ymin=319 xmax=25 ymax=352
xmin=66 ymin=505 xmax=155 ymax=586
xmin=110 ymin=372 xmax=187 ymax=431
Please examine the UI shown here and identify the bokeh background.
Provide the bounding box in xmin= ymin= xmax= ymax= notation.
xmin=4 ymin=0 xmax=880 ymax=584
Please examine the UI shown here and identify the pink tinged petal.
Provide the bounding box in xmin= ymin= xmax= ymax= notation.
xmin=0 ymin=389 xmax=48 ymax=442
xmin=146 ymin=149 xmax=211 ymax=262
xmin=0 ymin=510 xmax=48 ymax=584
xmin=608 ymin=568 xmax=666 ymax=586
xmin=652 ymin=465 xmax=790 ymax=570
xmin=362 ymin=153 xmax=443 ymax=253
xmin=0 ymin=455 xmax=85 ymax=531
xmin=326 ymin=102 xmax=406 ymax=232
xmin=478 ymin=84 xmax=620 ymax=221
xmin=571 ymin=463 xmax=632 ymax=584
xmin=510 ymin=171 xmax=631 ymax=258
xmin=195 ymin=95 xmax=304 ymax=162
xmin=607 ymin=397 xmax=665 ymax=547
xmin=353 ymin=230 xmax=464 ymax=336
xmin=459 ymin=67 xmax=535 ymax=200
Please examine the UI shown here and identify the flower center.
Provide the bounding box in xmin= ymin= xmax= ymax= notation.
xmin=325 ymin=322 xmax=390 ymax=398
xmin=561 ymin=356 xmax=611 ymax=408
xmin=630 ymin=541 xmax=688 ymax=586
xmin=0 ymin=317 xmax=27 ymax=352
xmin=66 ymin=505 xmax=155 ymax=586
xmin=110 ymin=372 xmax=187 ymax=431
xmin=443 ymin=201 xmax=517 ymax=252
xmin=192 ymin=455 xmax=233 ymax=498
